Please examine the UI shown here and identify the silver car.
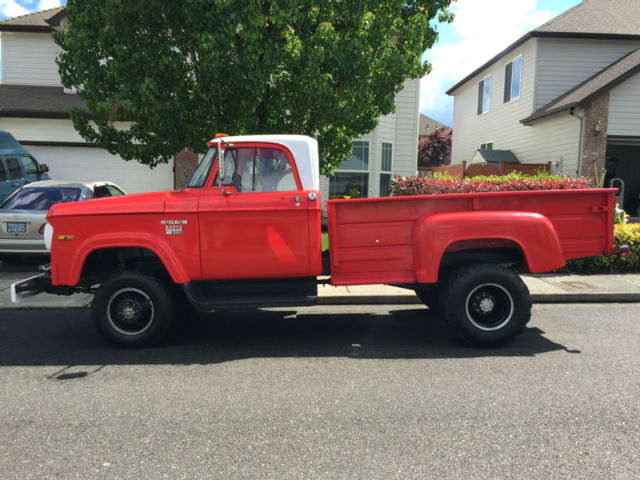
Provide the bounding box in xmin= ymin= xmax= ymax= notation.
xmin=0 ymin=180 xmax=125 ymax=256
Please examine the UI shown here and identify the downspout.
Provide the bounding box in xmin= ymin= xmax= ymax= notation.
xmin=570 ymin=106 xmax=584 ymax=177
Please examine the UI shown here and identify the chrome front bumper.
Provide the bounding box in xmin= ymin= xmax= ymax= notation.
xmin=10 ymin=273 xmax=52 ymax=303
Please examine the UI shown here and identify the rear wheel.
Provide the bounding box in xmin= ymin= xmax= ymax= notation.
xmin=442 ymin=264 xmax=531 ymax=346
xmin=92 ymin=270 xmax=175 ymax=347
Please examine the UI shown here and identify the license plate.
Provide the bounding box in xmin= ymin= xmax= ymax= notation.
xmin=7 ymin=222 xmax=26 ymax=233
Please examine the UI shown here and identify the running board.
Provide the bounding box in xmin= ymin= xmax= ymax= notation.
xmin=181 ymin=277 xmax=318 ymax=310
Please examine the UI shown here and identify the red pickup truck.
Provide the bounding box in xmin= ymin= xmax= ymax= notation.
xmin=12 ymin=135 xmax=621 ymax=347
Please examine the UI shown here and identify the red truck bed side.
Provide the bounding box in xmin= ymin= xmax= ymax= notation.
xmin=328 ymin=188 xmax=616 ymax=286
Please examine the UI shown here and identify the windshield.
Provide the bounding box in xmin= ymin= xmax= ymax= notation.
xmin=186 ymin=147 xmax=217 ymax=188
xmin=0 ymin=187 xmax=81 ymax=210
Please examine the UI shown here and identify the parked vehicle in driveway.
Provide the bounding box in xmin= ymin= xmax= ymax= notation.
xmin=0 ymin=130 xmax=51 ymax=203
xmin=11 ymin=135 xmax=626 ymax=348
xmin=0 ymin=180 xmax=125 ymax=257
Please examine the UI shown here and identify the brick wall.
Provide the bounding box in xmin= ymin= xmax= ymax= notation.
xmin=174 ymin=150 xmax=200 ymax=189
xmin=579 ymin=92 xmax=609 ymax=180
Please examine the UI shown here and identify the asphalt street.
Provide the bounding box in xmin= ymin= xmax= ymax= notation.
xmin=0 ymin=303 xmax=638 ymax=480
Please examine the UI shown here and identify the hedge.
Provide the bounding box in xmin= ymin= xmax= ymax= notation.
xmin=388 ymin=172 xmax=637 ymax=273
xmin=389 ymin=172 xmax=592 ymax=196
xmin=563 ymin=224 xmax=640 ymax=274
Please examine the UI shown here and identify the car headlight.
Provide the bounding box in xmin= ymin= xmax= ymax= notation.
xmin=44 ymin=223 xmax=53 ymax=251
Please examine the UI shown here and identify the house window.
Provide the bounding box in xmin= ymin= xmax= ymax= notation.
xmin=504 ymin=55 xmax=522 ymax=103
xmin=480 ymin=142 xmax=493 ymax=150
xmin=477 ymin=75 xmax=491 ymax=115
xmin=329 ymin=141 xmax=369 ymax=198
xmin=380 ymin=142 xmax=393 ymax=197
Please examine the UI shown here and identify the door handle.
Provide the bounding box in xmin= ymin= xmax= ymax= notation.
xmin=11 ymin=183 xmax=20 ymax=187
xmin=282 ymin=195 xmax=301 ymax=206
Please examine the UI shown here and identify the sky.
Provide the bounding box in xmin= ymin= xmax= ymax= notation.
xmin=1 ymin=0 xmax=582 ymax=127
xmin=422 ymin=0 xmax=582 ymax=126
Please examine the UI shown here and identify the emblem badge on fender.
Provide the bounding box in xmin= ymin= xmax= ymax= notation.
xmin=161 ymin=220 xmax=187 ymax=235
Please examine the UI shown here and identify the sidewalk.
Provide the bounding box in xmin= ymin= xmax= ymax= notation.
xmin=1 ymin=271 xmax=640 ymax=309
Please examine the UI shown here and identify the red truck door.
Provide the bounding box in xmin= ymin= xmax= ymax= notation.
xmin=198 ymin=144 xmax=311 ymax=280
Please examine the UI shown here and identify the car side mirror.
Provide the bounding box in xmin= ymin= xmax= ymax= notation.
xmin=39 ymin=164 xmax=49 ymax=174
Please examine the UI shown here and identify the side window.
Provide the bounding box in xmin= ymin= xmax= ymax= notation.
xmin=504 ymin=55 xmax=522 ymax=103
xmin=106 ymin=185 xmax=125 ymax=196
xmin=219 ymin=147 xmax=297 ymax=192
xmin=6 ymin=158 xmax=22 ymax=179
xmin=477 ymin=74 xmax=491 ymax=115
xmin=0 ymin=161 xmax=7 ymax=181
xmin=93 ymin=186 xmax=112 ymax=198
xmin=18 ymin=156 xmax=38 ymax=175
xmin=256 ymin=148 xmax=296 ymax=192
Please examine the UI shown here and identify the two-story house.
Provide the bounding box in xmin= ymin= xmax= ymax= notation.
xmin=447 ymin=0 xmax=640 ymax=215
xmin=0 ymin=7 xmax=420 ymax=203
xmin=0 ymin=7 xmax=175 ymax=194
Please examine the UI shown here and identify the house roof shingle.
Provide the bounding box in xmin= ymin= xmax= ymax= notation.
xmin=534 ymin=0 xmax=640 ymax=36
xmin=0 ymin=6 xmax=65 ymax=32
xmin=0 ymin=85 xmax=86 ymax=119
xmin=521 ymin=48 xmax=640 ymax=125
xmin=446 ymin=0 xmax=640 ymax=95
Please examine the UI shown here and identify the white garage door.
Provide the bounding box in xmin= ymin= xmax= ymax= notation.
xmin=27 ymin=146 xmax=174 ymax=194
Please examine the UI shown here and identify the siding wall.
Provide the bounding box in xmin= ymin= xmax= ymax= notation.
xmin=450 ymin=38 xmax=583 ymax=175
xmin=608 ymin=72 xmax=640 ymax=136
xmin=1 ymin=32 xmax=61 ymax=86
xmin=320 ymin=78 xmax=420 ymax=209
xmin=0 ymin=118 xmax=174 ymax=193
xmin=535 ymin=38 xmax=640 ymax=110
xmin=394 ymin=78 xmax=420 ymax=178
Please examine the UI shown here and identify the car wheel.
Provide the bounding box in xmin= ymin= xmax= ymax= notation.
xmin=442 ymin=264 xmax=531 ymax=346
xmin=92 ymin=270 xmax=175 ymax=347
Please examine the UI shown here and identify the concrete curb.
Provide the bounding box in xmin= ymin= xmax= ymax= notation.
xmin=317 ymin=294 xmax=640 ymax=305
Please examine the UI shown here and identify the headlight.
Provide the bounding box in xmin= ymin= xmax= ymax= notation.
xmin=44 ymin=223 xmax=53 ymax=251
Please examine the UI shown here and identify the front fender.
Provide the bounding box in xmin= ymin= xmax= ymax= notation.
xmin=57 ymin=232 xmax=190 ymax=286
xmin=413 ymin=211 xmax=565 ymax=283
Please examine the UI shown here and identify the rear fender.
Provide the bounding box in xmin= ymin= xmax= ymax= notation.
xmin=413 ymin=211 xmax=565 ymax=283
xmin=58 ymin=233 xmax=189 ymax=286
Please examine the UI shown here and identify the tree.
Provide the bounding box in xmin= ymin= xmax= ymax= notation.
xmin=54 ymin=0 xmax=453 ymax=175
xmin=417 ymin=126 xmax=452 ymax=168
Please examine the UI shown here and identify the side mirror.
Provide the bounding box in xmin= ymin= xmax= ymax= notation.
xmin=39 ymin=164 xmax=49 ymax=174
xmin=217 ymin=147 xmax=225 ymax=183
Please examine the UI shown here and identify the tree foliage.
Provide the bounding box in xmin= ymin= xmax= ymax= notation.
xmin=417 ymin=125 xmax=451 ymax=168
xmin=54 ymin=0 xmax=453 ymax=174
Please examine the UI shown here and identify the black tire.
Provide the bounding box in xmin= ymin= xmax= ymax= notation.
xmin=414 ymin=285 xmax=441 ymax=312
xmin=441 ymin=264 xmax=531 ymax=346
xmin=92 ymin=270 xmax=176 ymax=347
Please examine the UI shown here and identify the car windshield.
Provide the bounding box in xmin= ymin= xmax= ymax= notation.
xmin=186 ymin=147 xmax=217 ymax=188
xmin=0 ymin=187 xmax=81 ymax=210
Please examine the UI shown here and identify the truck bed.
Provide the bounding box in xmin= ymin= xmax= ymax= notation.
xmin=327 ymin=189 xmax=616 ymax=286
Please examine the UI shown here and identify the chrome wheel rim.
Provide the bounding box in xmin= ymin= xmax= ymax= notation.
xmin=465 ymin=283 xmax=514 ymax=331
xmin=106 ymin=287 xmax=155 ymax=336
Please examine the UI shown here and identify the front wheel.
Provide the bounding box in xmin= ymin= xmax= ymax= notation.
xmin=442 ymin=264 xmax=531 ymax=346
xmin=92 ymin=270 xmax=176 ymax=347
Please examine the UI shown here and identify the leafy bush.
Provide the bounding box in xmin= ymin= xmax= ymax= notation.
xmin=418 ymin=126 xmax=452 ymax=168
xmin=390 ymin=172 xmax=593 ymax=196
xmin=563 ymin=224 xmax=640 ymax=273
